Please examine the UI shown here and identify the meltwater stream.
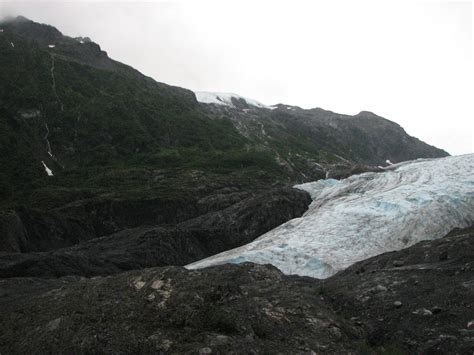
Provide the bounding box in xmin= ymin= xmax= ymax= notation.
xmin=187 ymin=154 xmax=474 ymax=278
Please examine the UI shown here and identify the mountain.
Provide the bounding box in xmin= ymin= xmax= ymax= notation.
xmin=0 ymin=16 xmax=447 ymax=203
xmin=195 ymin=92 xmax=448 ymax=173
xmin=188 ymin=154 xmax=474 ymax=277
xmin=0 ymin=16 xmax=448 ymax=264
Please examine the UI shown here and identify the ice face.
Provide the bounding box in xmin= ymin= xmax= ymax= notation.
xmin=187 ymin=154 xmax=474 ymax=278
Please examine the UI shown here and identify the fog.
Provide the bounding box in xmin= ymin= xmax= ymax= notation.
xmin=1 ymin=0 xmax=472 ymax=154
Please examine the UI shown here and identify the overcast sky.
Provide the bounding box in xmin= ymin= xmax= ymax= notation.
xmin=1 ymin=0 xmax=472 ymax=155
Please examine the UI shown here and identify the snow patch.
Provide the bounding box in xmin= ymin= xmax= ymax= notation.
xmin=386 ymin=159 xmax=393 ymax=165
xmin=187 ymin=154 xmax=474 ymax=279
xmin=10 ymin=42 xmax=14 ymax=48
xmin=195 ymin=91 xmax=271 ymax=109
xmin=41 ymin=161 xmax=54 ymax=176
xmin=19 ymin=109 xmax=41 ymax=119
xmin=48 ymin=44 xmax=55 ymax=48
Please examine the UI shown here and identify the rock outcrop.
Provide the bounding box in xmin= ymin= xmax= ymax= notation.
xmin=324 ymin=225 xmax=474 ymax=354
xmin=0 ymin=188 xmax=311 ymax=278
xmin=0 ymin=226 xmax=472 ymax=353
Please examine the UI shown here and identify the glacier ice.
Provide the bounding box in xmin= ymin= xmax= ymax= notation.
xmin=194 ymin=91 xmax=270 ymax=109
xmin=187 ymin=154 xmax=474 ymax=278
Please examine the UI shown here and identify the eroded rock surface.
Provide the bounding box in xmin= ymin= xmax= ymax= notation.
xmin=0 ymin=226 xmax=472 ymax=354
xmin=325 ymin=226 xmax=474 ymax=354
xmin=0 ymin=263 xmax=361 ymax=354
xmin=0 ymin=188 xmax=311 ymax=278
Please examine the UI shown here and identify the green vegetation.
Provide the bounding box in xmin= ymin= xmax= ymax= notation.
xmin=0 ymin=17 xmax=447 ymax=211
xmin=0 ymin=27 xmax=288 ymax=208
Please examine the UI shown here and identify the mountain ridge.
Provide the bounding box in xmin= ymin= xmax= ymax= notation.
xmin=0 ymin=16 xmax=448 ymax=179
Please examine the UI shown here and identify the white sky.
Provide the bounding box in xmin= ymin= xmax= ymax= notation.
xmin=1 ymin=0 xmax=472 ymax=154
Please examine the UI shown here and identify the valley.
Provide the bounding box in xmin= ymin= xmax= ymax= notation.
xmin=0 ymin=16 xmax=472 ymax=354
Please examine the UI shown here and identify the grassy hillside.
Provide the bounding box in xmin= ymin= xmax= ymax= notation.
xmin=0 ymin=16 xmax=448 ymax=210
xmin=0 ymin=18 xmax=288 ymax=206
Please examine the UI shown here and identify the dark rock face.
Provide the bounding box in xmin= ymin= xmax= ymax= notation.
xmin=55 ymin=195 xmax=202 ymax=240
xmin=0 ymin=211 xmax=26 ymax=253
xmin=0 ymin=226 xmax=472 ymax=354
xmin=0 ymin=186 xmax=250 ymax=254
xmin=324 ymin=163 xmax=384 ymax=180
xmin=0 ymin=208 xmax=93 ymax=253
xmin=0 ymin=188 xmax=311 ymax=278
xmin=179 ymin=187 xmax=312 ymax=255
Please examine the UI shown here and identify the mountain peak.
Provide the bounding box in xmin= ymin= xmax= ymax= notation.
xmin=356 ymin=110 xmax=379 ymax=117
xmin=0 ymin=15 xmax=30 ymax=24
xmin=1 ymin=15 xmax=63 ymax=44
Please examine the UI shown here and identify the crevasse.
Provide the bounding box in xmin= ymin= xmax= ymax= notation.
xmin=187 ymin=154 xmax=474 ymax=278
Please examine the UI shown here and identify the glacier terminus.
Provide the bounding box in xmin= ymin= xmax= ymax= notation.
xmin=187 ymin=154 xmax=474 ymax=278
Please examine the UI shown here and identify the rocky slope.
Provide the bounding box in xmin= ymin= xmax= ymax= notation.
xmin=324 ymin=225 xmax=474 ymax=354
xmin=0 ymin=226 xmax=472 ymax=354
xmin=198 ymin=93 xmax=448 ymax=180
xmin=0 ymin=187 xmax=311 ymax=278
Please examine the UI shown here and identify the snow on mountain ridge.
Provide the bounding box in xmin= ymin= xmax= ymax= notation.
xmin=195 ymin=91 xmax=272 ymax=109
xmin=187 ymin=154 xmax=474 ymax=278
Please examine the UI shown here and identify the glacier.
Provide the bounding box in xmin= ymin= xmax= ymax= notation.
xmin=187 ymin=154 xmax=474 ymax=278
xmin=195 ymin=91 xmax=271 ymax=109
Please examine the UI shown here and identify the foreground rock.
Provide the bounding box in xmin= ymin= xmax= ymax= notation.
xmin=0 ymin=226 xmax=473 ymax=353
xmin=325 ymin=226 xmax=474 ymax=354
xmin=0 ymin=263 xmax=361 ymax=353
